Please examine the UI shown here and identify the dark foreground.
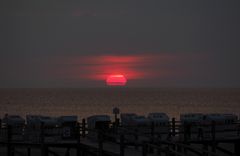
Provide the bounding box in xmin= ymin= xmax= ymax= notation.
xmin=0 ymin=118 xmax=240 ymax=156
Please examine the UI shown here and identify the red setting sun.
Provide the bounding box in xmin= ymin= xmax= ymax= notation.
xmin=54 ymin=53 xmax=188 ymax=87
xmin=106 ymin=74 xmax=127 ymax=86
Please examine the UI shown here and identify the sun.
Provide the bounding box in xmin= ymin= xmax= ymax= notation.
xmin=106 ymin=74 xmax=127 ymax=86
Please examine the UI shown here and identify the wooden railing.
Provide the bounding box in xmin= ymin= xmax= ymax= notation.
xmin=0 ymin=119 xmax=240 ymax=156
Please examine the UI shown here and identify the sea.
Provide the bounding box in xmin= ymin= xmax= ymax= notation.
xmin=0 ymin=88 xmax=239 ymax=120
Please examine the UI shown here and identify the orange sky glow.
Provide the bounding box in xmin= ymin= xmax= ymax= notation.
xmin=51 ymin=53 xmax=200 ymax=87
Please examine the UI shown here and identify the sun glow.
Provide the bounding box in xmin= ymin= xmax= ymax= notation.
xmin=55 ymin=54 xmax=183 ymax=87
xmin=106 ymin=74 xmax=127 ymax=86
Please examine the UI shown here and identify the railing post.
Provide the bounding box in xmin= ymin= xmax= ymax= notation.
xmin=142 ymin=143 xmax=147 ymax=156
xmin=40 ymin=122 xmax=46 ymax=156
xmin=171 ymin=144 xmax=176 ymax=156
xmin=157 ymin=141 xmax=162 ymax=156
xmin=115 ymin=114 xmax=118 ymax=123
xmin=198 ymin=127 xmax=203 ymax=140
xmin=98 ymin=130 xmax=103 ymax=156
xmin=235 ymin=140 xmax=240 ymax=156
xmin=172 ymin=118 xmax=175 ymax=137
xmin=202 ymin=144 xmax=208 ymax=156
xmin=76 ymin=122 xmax=81 ymax=156
xmin=76 ymin=122 xmax=81 ymax=142
xmin=27 ymin=147 xmax=31 ymax=156
xmin=211 ymin=121 xmax=216 ymax=152
xmin=177 ymin=144 xmax=182 ymax=153
xmin=120 ymin=134 xmax=125 ymax=156
xmin=116 ymin=118 xmax=119 ymax=127
xmin=113 ymin=118 xmax=120 ymax=133
xmin=7 ymin=125 xmax=12 ymax=156
xmin=151 ymin=122 xmax=155 ymax=137
xmin=211 ymin=121 xmax=216 ymax=141
xmin=183 ymin=124 xmax=188 ymax=155
xmin=171 ymin=118 xmax=176 ymax=156
xmin=165 ymin=146 xmax=171 ymax=156
xmin=134 ymin=129 xmax=139 ymax=149
xmin=238 ymin=123 xmax=240 ymax=136
xmin=149 ymin=122 xmax=154 ymax=153
xmin=82 ymin=118 xmax=86 ymax=138
xmin=184 ymin=124 xmax=191 ymax=142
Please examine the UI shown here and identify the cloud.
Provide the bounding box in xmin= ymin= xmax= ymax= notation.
xmin=50 ymin=53 xmax=197 ymax=85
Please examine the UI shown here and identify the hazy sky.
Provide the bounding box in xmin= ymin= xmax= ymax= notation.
xmin=0 ymin=0 xmax=240 ymax=88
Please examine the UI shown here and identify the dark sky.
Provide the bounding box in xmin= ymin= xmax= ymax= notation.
xmin=0 ymin=0 xmax=240 ymax=88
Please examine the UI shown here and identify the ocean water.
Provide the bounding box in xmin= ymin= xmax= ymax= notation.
xmin=0 ymin=88 xmax=239 ymax=120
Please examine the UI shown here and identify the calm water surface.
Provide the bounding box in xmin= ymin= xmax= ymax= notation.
xmin=0 ymin=88 xmax=239 ymax=119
